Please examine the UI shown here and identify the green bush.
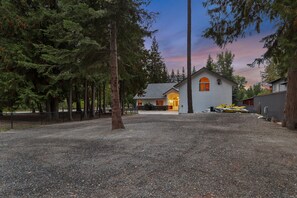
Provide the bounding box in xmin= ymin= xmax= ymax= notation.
xmin=144 ymin=103 xmax=154 ymax=110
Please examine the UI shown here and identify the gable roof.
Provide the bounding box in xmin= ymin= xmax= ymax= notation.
xmin=134 ymin=83 xmax=177 ymax=100
xmin=174 ymin=67 xmax=237 ymax=88
xmin=268 ymin=77 xmax=287 ymax=85
xmin=163 ymin=87 xmax=179 ymax=95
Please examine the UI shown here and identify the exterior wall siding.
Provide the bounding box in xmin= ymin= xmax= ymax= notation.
xmin=272 ymin=80 xmax=287 ymax=93
xmin=254 ymin=91 xmax=286 ymax=121
xmin=179 ymin=72 xmax=233 ymax=113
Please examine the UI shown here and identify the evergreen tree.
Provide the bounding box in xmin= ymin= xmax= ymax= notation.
xmin=146 ymin=37 xmax=168 ymax=83
xmin=166 ymin=71 xmax=171 ymax=83
xmin=0 ymin=0 xmax=154 ymax=128
xmin=161 ymin=66 xmax=169 ymax=83
xmin=192 ymin=66 xmax=196 ymax=74
xmin=170 ymin=69 xmax=176 ymax=83
xmin=206 ymin=54 xmax=216 ymax=71
xmin=0 ymin=1 xmax=41 ymax=111
xmin=182 ymin=67 xmax=186 ymax=80
xmin=176 ymin=69 xmax=181 ymax=82
xmin=261 ymin=62 xmax=281 ymax=83
xmin=215 ymin=51 xmax=234 ymax=81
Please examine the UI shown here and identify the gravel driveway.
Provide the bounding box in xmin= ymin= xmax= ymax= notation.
xmin=1 ymin=113 xmax=297 ymax=198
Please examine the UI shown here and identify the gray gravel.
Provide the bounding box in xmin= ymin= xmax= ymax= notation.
xmin=1 ymin=113 xmax=297 ymax=198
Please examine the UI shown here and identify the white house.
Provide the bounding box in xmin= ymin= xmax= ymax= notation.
xmin=134 ymin=83 xmax=179 ymax=110
xmin=175 ymin=67 xmax=236 ymax=113
xmin=269 ymin=78 xmax=287 ymax=93
xmin=134 ymin=67 xmax=236 ymax=113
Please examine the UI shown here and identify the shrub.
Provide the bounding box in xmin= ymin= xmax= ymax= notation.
xmin=144 ymin=103 xmax=154 ymax=110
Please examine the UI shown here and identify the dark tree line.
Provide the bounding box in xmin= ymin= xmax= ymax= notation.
xmin=0 ymin=0 xmax=155 ymax=126
xmin=168 ymin=68 xmax=186 ymax=83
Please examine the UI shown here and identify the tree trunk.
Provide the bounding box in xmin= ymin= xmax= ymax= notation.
xmin=38 ymin=103 xmax=43 ymax=114
xmin=96 ymin=86 xmax=99 ymax=113
xmin=284 ymin=67 xmax=297 ymax=130
xmin=103 ymin=81 xmax=106 ymax=114
xmin=46 ymin=99 xmax=52 ymax=120
xmin=84 ymin=79 xmax=88 ymax=119
xmin=110 ymin=21 xmax=125 ymax=130
xmin=120 ymin=80 xmax=124 ymax=115
xmin=68 ymin=81 xmax=73 ymax=121
xmin=87 ymin=92 xmax=90 ymax=116
xmin=52 ymin=98 xmax=59 ymax=121
xmin=187 ymin=0 xmax=193 ymax=113
xmin=91 ymin=83 xmax=96 ymax=118
xmin=75 ymin=86 xmax=81 ymax=112
xmin=98 ymin=84 xmax=102 ymax=113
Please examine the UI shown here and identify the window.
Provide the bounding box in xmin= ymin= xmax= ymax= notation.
xmin=199 ymin=77 xmax=210 ymax=91
xmin=156 ymin=100 xmax=164 ymax=106
xmin=138 ymin=100 xmax=143 ymax=106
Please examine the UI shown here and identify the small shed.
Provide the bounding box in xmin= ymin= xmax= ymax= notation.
xmin=269 ymin=78 xmax=287 ymax=93
xmin=242 ymin=97 xmax=254 ymax=106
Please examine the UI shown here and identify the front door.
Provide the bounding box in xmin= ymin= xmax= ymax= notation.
xmin=172 ymin=100 xmax=179 ymax=111
xmin=167 ymin=92 xmax=179 ymax=111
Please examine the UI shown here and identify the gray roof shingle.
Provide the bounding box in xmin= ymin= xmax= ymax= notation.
xmin=134 ymin=83 xmax=177 ymax=99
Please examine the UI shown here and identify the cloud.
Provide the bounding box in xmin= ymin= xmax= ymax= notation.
xmin=145 ymin=0 xmax=274 ymax=86
xmin=163 ymin=34 xmax=267 ymax=85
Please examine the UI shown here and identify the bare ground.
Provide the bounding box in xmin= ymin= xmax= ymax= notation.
xmin=0 ymin=113 xmax=297 ymax=198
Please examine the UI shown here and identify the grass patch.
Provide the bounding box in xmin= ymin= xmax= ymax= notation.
xmin=0 ymin=122 xmax=41 ymax=132
xmin=0 ymin=127 xmax=10 ymax=132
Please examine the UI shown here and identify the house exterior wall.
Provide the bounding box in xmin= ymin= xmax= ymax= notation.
xmin=178 ymin=72 xmax=233 ymax=113
xmin=272 ymin=80 xmax=287 ymax=93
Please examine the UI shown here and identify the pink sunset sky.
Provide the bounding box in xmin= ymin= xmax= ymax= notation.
xmin=145 ymin=0 xmax=274 ymax=87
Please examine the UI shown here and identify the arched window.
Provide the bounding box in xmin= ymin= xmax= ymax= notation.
xmin=199 ymin=77 xmax=210 ymax=91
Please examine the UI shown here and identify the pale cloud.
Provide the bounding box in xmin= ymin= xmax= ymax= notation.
xmin=162 ymin=34 xmax=267 ymax=85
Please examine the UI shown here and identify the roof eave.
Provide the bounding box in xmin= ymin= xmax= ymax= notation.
xmin=133 ymin=97 xmax=166 ymax=100
xmin=163 ymin=87 xmax=179 ymax=96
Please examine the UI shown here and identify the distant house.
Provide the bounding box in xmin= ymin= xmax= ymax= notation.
xmin=134 ymin=67 xmax=236 ymax=113
xmin=134 ymin=83 xmax=179 ymax=111
xmin=270 ymin=78 xmax=287 ymax=93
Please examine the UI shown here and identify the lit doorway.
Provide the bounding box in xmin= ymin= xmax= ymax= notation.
xmin=167 ymin=92 xmax=179 ymax=111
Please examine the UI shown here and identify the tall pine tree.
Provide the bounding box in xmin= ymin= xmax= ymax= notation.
xmin=146 ymin=37 xmax=168 ymax=83
xmin=170 ymin=69 xmax=176 ymax=83
xmin=182 ymin=67 xmax=186 ymax=80
xmin=205 ymin=54 xmax=216 ymax=71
